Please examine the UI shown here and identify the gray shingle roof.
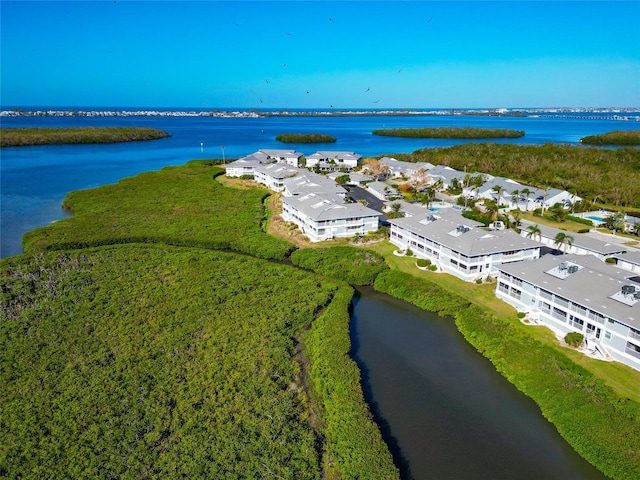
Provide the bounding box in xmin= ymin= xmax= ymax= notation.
xmin=282 ymin=171 xmax=347 ymax=196
xmin=498 ymin=254 xmax=640 ymax=329
xmin=527 ymin=224 xmax=626 ymax=255
xmin=389 ymin=210 xmax=540 ymax=256
xmin=282 ymin=193 xmax=382 ymax=221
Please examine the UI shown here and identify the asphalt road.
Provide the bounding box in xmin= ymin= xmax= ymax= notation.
xmin=346 ymin=186 xmax=388 ymax=222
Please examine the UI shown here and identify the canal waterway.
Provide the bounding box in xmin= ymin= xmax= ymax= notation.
xmin=350 ymin=287 xmax=609 ymax=480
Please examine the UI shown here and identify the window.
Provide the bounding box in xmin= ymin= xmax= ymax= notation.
xmin=510 ymin=288 xmax=521 ymax=300
xmin=605 ymin=331 xmax=612 ymax=340
xmin=540 ymin=289 xmax=553 ymax=300
xmin=625 ymin=342 xmax=640 ymax=360
xmin=552 ymin=307 xmax=567 ymax=321
xmin=569 ymin=316 xmax=584 ymax=329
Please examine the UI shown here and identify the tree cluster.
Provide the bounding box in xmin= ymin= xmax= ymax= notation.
xmin=409 ymin=143 xmax=640 ymax=208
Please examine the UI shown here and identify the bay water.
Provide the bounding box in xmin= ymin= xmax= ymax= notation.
xmin=2 ymin=110 xmax=638 ymax=258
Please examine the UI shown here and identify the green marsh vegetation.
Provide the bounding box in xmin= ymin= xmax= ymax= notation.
xmin=1 ymin=246 xmax=337 ymax=478
xmin=3 ymin=161 xmax=399 ymax=479
xmin=290 ymin=247 xmax=388 ymax=286
xmin=0 ymin=127 xmax=171 ymax=147
xmin=275 ymin=133 xmax=337 ymax=143
xmin=372 ymin=126 xmax=525 ymax=139
xmin=580 ymin=130 xmax=640 ymax=146
xmin=23 ymin=162 xmax=295 ymax=260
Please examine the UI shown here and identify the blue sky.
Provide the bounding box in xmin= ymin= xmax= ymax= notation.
xmin=1 ymin=1 xmax=639 ymax=109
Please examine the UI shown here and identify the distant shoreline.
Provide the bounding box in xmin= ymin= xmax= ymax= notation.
xmin=1 ymin=107 xmax=639 ymax=120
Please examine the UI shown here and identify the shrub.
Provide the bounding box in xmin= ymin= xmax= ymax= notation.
xmin=416 ymin=258 xmax=431 ymax=268
xmin=517 ymin=312 xmax=526 ymax=319
xmin=564 ymin=332 xmax=584 ymax=348
xmin=428 ymin=264 xmax=437 ymax=271
xmin=0 ymin=246 xmax=337 ymax=479
xmin=290 ymin=246 xmax=388 ymax=286
xmin=605 ymin=257 xmax=617 ymax=264
xmin=405 ymin=248 xmax=414 ymax=257
xmin=462 ymin=209 xmax=491 ymax=226
xmin=567 ymin=215 xmax=594 ymax=227
xmin=577 ymin=228 xmax=591 ymax=233
xmin=476 ymin=278 xmax=483 ymax=284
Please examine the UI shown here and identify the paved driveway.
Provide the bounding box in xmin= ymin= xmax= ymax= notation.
xmin=346 ymin=186 xmax=388 ymax=222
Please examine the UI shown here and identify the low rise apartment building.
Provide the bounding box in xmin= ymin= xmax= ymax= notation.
xmin=281 ymin=192 xmax=381 ymax=242
xmin=388 ymin=210 xmax=541 ymax=282
xmin=496 ymin=254 xmax=640 ymax=372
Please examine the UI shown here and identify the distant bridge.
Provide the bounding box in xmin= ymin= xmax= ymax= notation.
xmin=535 ymin=114 xmax=639 ymax=121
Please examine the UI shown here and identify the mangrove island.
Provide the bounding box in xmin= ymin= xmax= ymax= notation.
xmin=0 ymin=127 xmax=171 ymax=147
xmin=580 ymin=130 xmax=640 ymax=146
xmin=372 ymin=126 xmax=525 ymax=139
xmin=275 ymin=133 xmax=337 ymax=143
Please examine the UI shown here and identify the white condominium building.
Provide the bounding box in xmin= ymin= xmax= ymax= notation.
xmin=281 ymin=193 xmax=381 ymax=242
xmin=496 ymin=254 xmax=640 ymax=372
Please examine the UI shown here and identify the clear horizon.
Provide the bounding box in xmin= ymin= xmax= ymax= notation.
xmin=0 ymin=105 xmax=640 ymax=112
xmin=2 ymin=1 xmax=639 ymax=109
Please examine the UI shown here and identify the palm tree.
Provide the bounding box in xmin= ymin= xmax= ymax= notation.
xmin=510 ymin=189 xmax=520 ymax=208
xmin=550 ymin=202 xmax=567 ymax=222
xmin=484 ymin=199 xmax=500 ymax=228
xmin=511 ymin=208 xmax=523 ymax=227
xmin=420 ymin=187 xmax=436 ymax=209
xmin=541 ymin=185 xmax=550 ymax=215
xmin=553 ymin=232 xmax=574 ymax=254
xmin=492 ymin=185 xmax=506 ymax=206
xmin=526 ymin=224 xmax=542 ymax=241
xmin=386 ymin=202 xmax=405 ymax=219
xmin=520 ymin=187 xmax=531 ymax=211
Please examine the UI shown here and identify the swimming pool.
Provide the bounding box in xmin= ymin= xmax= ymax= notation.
xmin=587 ymin=216 xmax=605 ymax=222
